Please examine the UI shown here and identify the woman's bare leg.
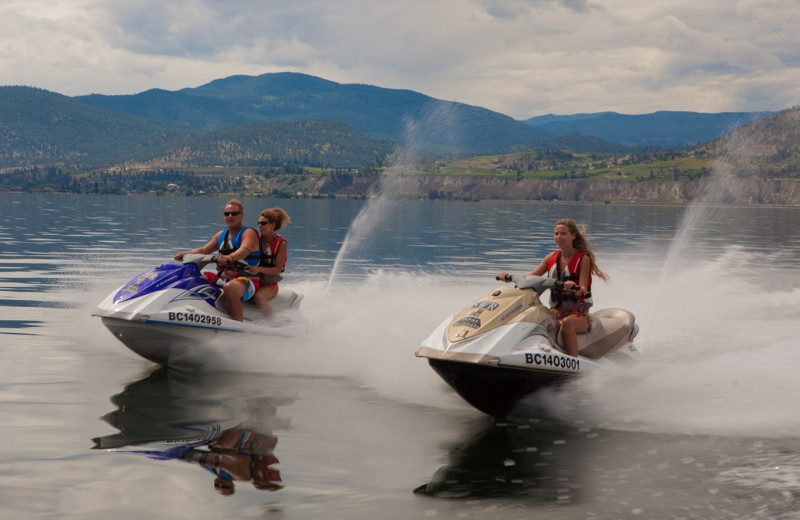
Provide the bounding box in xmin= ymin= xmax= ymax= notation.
xmin=253 ymin=285 xmax=278 ymax=316
xmin=560 ymin=314 xmax=589 ymax=357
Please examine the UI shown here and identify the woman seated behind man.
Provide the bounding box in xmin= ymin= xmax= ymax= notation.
xmin=248 ymin=207 xmax=291 ymax=317
xmin=499 ymin=218 xmax=608 ymax=358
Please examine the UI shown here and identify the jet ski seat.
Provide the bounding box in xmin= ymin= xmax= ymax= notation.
xmin=557 ymin=308 xmax=637 ymax=360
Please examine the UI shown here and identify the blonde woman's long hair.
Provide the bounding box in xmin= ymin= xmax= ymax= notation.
xmin=555 ymin=218 xmax=609 ymax=282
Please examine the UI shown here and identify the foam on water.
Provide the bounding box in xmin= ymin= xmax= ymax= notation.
xmin=80 ymin=230 xmax=800 ymax=438
xmin=536 ymin=244 xmax=800 ymax=438
xmin=220 ymin=272 xmax=484 ymax=412
xmin=95 ymin=241 xmax=795 ymax=440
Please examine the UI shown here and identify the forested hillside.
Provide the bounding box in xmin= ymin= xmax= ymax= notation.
xmin=77 ymin=72 xmax=553 ymax=154
xmin=0 ymin=87 xmax=189 ymax=168
xmin=0 ymin=87 xmax=394 ymax=170
xmin=151 ymin=120 xmax=395 ymax=169
xmin=710 ymin=107 xmax=800 ymax=177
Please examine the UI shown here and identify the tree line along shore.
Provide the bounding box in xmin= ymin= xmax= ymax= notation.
xmin=2 ymin=160 xmax=798 ymax=205
xmin=3 ymin=120 xmax=800 ymax=205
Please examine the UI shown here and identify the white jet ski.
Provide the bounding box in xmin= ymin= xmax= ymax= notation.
xmin=93 ymin=253 xmax=304 ymax=365
xmin=415 ymin=274 xmax=640 ymax=418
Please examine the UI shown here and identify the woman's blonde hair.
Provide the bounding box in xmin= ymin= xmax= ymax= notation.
xmin=260 ymin=207 xmax=291 ymax=231
xmin=555 ymin=218 xmax=609 ymax=282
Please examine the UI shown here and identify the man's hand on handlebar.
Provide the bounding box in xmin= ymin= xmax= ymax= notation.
xmin=217 ymin=255 xmax=254 ymax=278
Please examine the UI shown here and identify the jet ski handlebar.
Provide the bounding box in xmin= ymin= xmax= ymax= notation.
xmin=179 ymin=253 xmax=285 ymax=281
xmin=495 ymin=273 xmax=579 ymax=295
xmin=179 ymin=252 xmax=257 ymax=277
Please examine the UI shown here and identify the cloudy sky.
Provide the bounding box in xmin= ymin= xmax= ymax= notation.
xmin=1 ymin=0 xmax=798 ymax=119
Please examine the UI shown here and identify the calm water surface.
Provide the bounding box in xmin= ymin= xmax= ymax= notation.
xmin=1 ymin=193 xmax=799 ymax=519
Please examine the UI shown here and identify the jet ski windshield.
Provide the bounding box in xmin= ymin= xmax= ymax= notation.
xmin=113 ymin=263 xmax=203 ymax=304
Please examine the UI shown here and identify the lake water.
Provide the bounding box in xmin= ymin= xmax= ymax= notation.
xmin=1 ymin=192 xmax=799 ymax=519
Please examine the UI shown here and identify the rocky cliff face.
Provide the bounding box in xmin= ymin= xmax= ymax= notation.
xmin=304 ymin=173 xmax=800 ymax=205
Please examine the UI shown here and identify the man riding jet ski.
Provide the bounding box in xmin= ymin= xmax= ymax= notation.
xmin=93 ymin=252 xmax=304 ymax=365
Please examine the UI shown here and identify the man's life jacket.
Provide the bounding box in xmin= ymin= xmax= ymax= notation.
xmin=217 ymin=227 xmax=260 ymax=266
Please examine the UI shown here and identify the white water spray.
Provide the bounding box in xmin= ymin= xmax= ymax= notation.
xmin=641 ymin=118 xmax=771 ymax=349
xmin=326 ymin=101 xmax=463 ymax=289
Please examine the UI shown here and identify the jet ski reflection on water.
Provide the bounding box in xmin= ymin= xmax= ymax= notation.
xmin=92 ymin=252 xmax=304 ymax=365
xmin=415 ymin=274 xmax=640 ymax=418
xmin=92 ymin=368 xmax=288 ymax=495
xmin=414 ymin=417 xmax=587 ymax=501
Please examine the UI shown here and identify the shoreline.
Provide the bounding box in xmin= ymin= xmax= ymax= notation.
xmin=2 ymin=172 xmax=799 ymax=206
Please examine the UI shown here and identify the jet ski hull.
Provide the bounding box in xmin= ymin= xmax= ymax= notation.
xmin=93 ymin=255 xmax=304 ymax=366
xmin=100 ymin=317 xmax=233 ymax=364
xmin=427 ymin=358 xmax=571 ymax=418
xmin=416 ymin=276 xmax=639 ymax=418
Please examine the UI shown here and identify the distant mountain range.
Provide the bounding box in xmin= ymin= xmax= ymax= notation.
xmin=76 ymin=73 xmax=552 ymax=156
xmin=0 ymin=72 xmax=776 ymax=170
xmin=525 ymin=111 xmax=771 ymax=148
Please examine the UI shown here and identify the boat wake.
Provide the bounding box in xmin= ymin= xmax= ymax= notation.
xmin=521 ymin=246 xmax=800 ymax=438
xmin=81 ymin=243 xmax=800 ymax=438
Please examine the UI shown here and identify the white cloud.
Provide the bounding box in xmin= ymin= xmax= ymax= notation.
xmin=0 ymin=0 xmax=797 ymax=118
